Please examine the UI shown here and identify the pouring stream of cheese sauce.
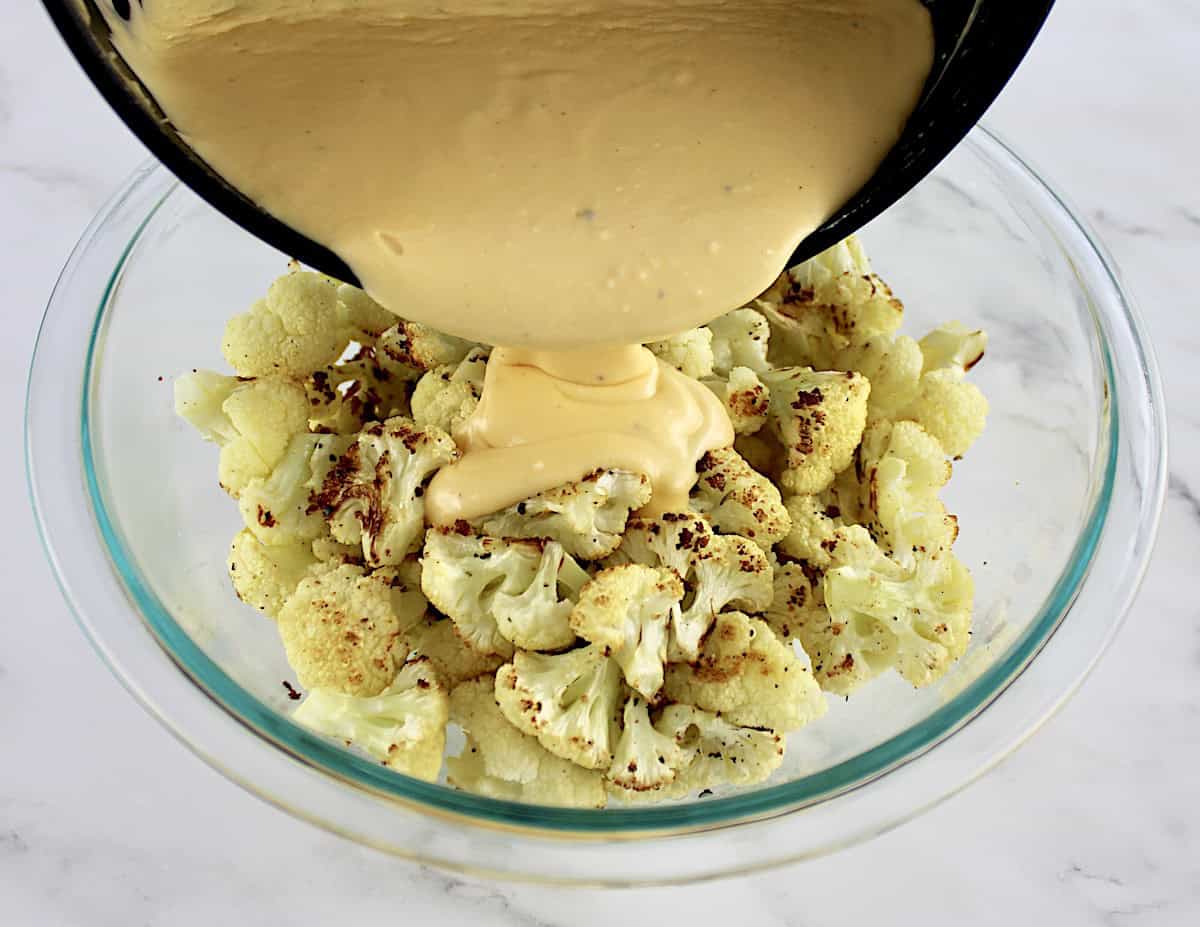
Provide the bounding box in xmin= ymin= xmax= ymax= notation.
xmin=105 ymin=0 xmax=933 ymax=521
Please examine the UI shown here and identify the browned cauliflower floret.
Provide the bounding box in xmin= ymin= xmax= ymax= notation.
xmin=237 ymin=433 xmax=351 ymax=546
xmin=304 ymin=344 xmax=412 ymax=435
xmin=606 ymin=695 xmax=690 ymax=793
xmin=569 ymin=564 xmax=683 ymax=699
xmin=410 ymin=347 xmax=489 ymax=436
xmin=447 ymin=679 xmax=606 ymax=807
xmin=823 ymin=539 xmax=974 ymax=691
xmin=654 ymin=705 xmax=784 ymax=796
xmin=293 ymin=657 xmax=448 ymax=781
xmin=222 ymin=271 xmax=351 ymax=378
xmin=778 ymin=492 xmax=876 ymax=569
xmin=690 ymin=447 xmax=790 ymax=550
xmin=753 ymin=235 xmax=903 ymax=370
xmin=707 ymin=307 xmax=771 ymax=375
xmin=377 ymin=320 xmax=477 ymax=381
xmin=760 ymin=366 xmax=869 ymax=495
xmin=227 ymin=528 xmax=316 ymax=618
xmin=311 ymin=417 xmax=457 ymax=567
xmin=494 ymin=645 xmax=622 ymax=769
xmin=398 ymin=616 xmax=504 ymax=687
xmin=277 ymin=562 xmax=423 ymax=696
xmin=702 ymin=366 xmax=770 ymax=435
xmin=476 ymin=469 xmax=652 ymax=560
xmin=611 ymin=515 xmax=772 ymax=661
xmin=664 ymin=611 xmax=826 ymax=732
xmin=855 ymin=419 xmax=957 ymax=562
xmin=832 ymin=334 xmax=924 ymax=424
xmin=762 ymin=560 xmax=827 ymax=644
xmin=420 ymin=530 xmax=591 ymax=654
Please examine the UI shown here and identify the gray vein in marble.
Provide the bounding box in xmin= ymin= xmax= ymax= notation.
xmin=1061 ymin=862 xmax=1125 ymax=887
xmin=417 ymin=866 xmax=559 ymax=927
xmin=1092 ymin=210 xmax=1158 ymax=239
xmin=1167 ymin=473 xmax=1200 ymax=524
xmin=1 ymin=829 xmax=30 ymax=855
xmin=0 ymin=160 xmax=105 ymax=201
xmin=1105 ymin=900 xmax=1169 ymax=924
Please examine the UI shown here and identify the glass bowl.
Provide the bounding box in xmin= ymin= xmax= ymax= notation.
xmin=26 ymin=127 xmax=1166 ymax=885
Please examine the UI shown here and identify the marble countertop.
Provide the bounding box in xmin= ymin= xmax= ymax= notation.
xmin=3 ymin=1 xmax=1197 ymax=923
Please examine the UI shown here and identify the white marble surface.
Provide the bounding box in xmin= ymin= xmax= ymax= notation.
xmin=3 ymin=1 xmax=1197 ymax=922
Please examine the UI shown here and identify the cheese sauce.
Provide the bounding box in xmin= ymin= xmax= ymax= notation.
xmin=104 ymin=0 xmax=933 ymax=520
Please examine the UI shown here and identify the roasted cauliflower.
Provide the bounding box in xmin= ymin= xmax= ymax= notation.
xmin=494 ymin=645 xmax=622 ymax=769
xmin=664 ymin=611 xmax=826 ymax=732
xmin=690 ymin=447 xmax=790 ymax=549
xmin=612 ymin=514 xmax=773 ymax=661
xmin=476 ymin=469 xmax=651 ymax=560
xmin=312 ymin=417 xmax=457 ymax=566
xmin=222 ymin=270 xmax=351 ymax=378
xmin=569 ymin=564 xmax=683 ymax=699
xmin=277 ymin=562 xmax=424 ymax=696
xmin=760 ymin=367 xmax=870 ymax=495
xmin=420 ymin=530 xmax=590 ymax=654
xmin=410 ymin=346 xmax=489 ymax=436
xmin=293 ymin=657 xmax=448 ymax=780
xmin=178 ymin=229 xmax=988 ymax=806
xmin=447 ymin=678 xmax=606 ymax=807
xmin=175 ymin=371 xmax=311 ymax=496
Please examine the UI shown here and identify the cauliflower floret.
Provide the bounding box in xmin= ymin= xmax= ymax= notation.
xmin=569 ymin=564 xmax=683 ymax=699
xmin=902 ymin=367 xmax=989 ymax=459
xmin=398 ymin=616 xmax=504 ymax=687
xmin=918 ymin=321 xmax=987 ymax=375
xmin=494 ymin=645 xmax=622 ymax=769
xmin=311 ymin=417 xmax=457 ymax=566
xmin=655 ymin=705 xmax=784 ymax=795
xmin=377 ymin=320 xmax=476 ymax=381
xmin=707 ymin=307 xmax=770 ymax=375
xmin=664 ymin=611 xmax=826 ymax=732
xmin=778 ymin=494 xmax=883 ymax=569
xmin=238 ymin=433 xmax=350 ymax=546
xmin=760 ymin=366 xmax=869 ymax=495
xmin=311 ymin=535 xmax=363 ymax=565
xmin=410 ymin=347 xmax=489 ymax=436
xmin=293 ymin=658 xmax=448 ymax=781
xmin=305 ymin=345 xmax=412 ymax=435
xmin=824 ymin=544 xmax=974 ymax=690
xmin=612 ymin=515 xmax=773 ymax=661
xmin=277 ymin=562 xmax=423 ymax=696
xmin=420 ymin=530 xmax=589 ymax=654
xmin=690 ymin=447 xmax=790 ymax=549
xmin=754 ymin=235 xmax=903 ymax=369
xmin=222 ymin=271 xmax=350 ymax=378
xmin=702 ymin=366 xmax=770 ymax=435
xmin=227 ymin=528 xmax=316 ymax=618
xmin=856 ymin=419 xmax=957 ymax=562
xmin=175 ymin=371 xmax=311 ymax=496
xmin=491 ymin=540 xmax=592 ymax=651
xmin=607 ymin=695 xmax=689 ymax=793
xmin=646 ymin=327 xmax=714 ymax=379
xmin=762 ymin=561 xmax=827 ymax=644
xmin=476 ymin=469 xmax=652 ymax=560
xmin=447 ymin=679 xmax=606 ymax=807
xmin=832 ymin=334 xmax=924 ymax=424
xmin=335 ymin=283 xmax=397 ymax=340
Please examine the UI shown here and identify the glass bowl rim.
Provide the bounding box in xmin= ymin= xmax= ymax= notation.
xmin=27 ymin=125 xmax=1157 ymax=836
